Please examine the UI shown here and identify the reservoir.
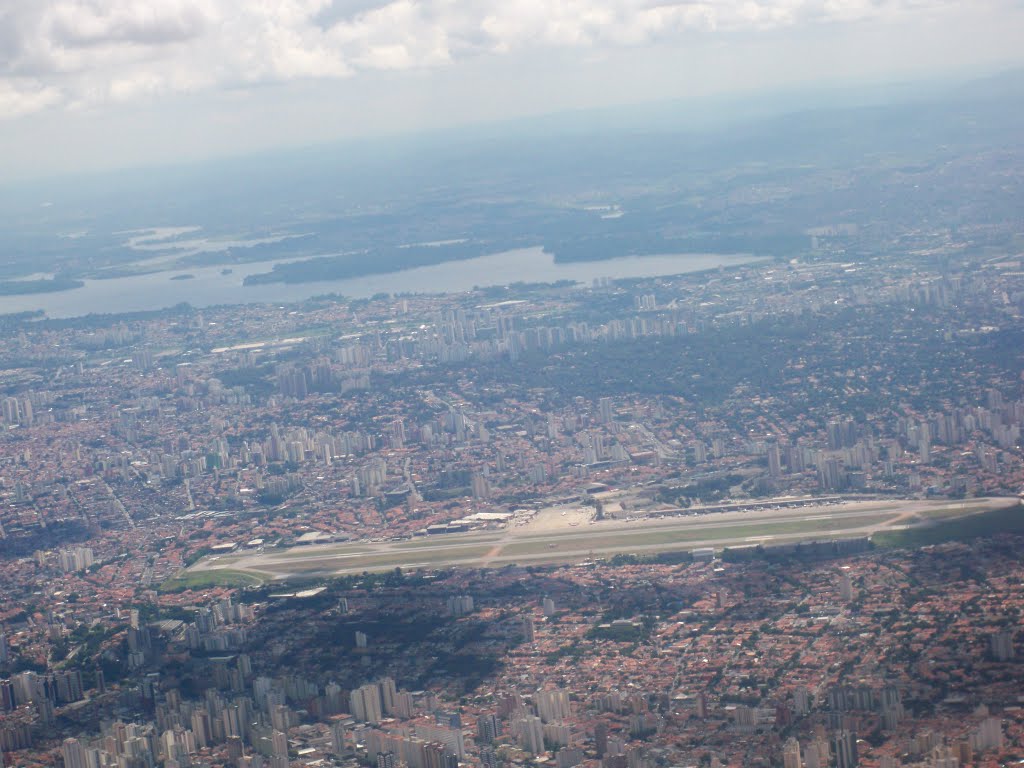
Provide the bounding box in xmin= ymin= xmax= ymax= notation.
xmin=0 ymin=246 xmax=762 ymax=319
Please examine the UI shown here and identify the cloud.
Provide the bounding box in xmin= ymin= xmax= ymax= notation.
xmin=0 ymin=78 xmax=62 ymax=117
xmin=46 ymin=1 xmax=211 ymax=48
xmin=0 ymin=0 xmax=1007 ymax=118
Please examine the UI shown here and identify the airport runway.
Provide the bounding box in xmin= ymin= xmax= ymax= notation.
xmin=188 ymin=497 xmax=1011 ymax=581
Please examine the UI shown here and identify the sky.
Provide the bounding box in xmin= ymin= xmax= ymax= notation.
xmin=1 ymin=0 xmax=1024 ymax=181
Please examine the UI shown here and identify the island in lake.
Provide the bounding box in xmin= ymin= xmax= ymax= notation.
xmin=0 ymin=277 xmax=84 ymax=296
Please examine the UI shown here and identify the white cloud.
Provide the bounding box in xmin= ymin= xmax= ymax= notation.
xmin=0 ymin=78 xmax=62 ymax=117
xmin=45 ymin=0 xmax=211 ymax=48
xmin=0 ymin=0 xmax=1010 ymax=118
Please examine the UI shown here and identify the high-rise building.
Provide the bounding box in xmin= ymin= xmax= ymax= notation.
xmin=330 ymin=722 xmax=350 ymax=755
xmin=991 ymin=630 xmax=1015 ymax=661
xmin=516 ymin=716 xmax=545 ymax=754
xmin=226 ymin=736 xmax=244 ymax=762
xmin=62 ymin=738 xmax=87 ymax=768
xmin=57 ymin=547 xmax=95 ymax=573
xmin=803 ymin=741 xmax=823 ymax=768
xmin=549 ymin=721 xmax=575 ymax=747
xmin=272 ymin=730 xmax=288 ymax=758
xmin=523 ymin=617 xmax=536 ymax=643
xmin=793 ymin=686 xmax=811 ymax=716
xmin=879 ymin=686 xmax=904 ymax=730
xmin=926 ymin=746 xmax=958 ymax=768
xmin=415 ymin=723 xmax=465 ymax=759
xmin=692 ymin=441 xmax=707 ymax=464
xmin=191 ymin=709 xmax=211 ymax=749
xmin=471 ymin=473 xmax=490 ymax=500
xmin=970 ymin=716 xmax=1003 ymax=752
xmin=477 ymin=714 xmax=500 ymax=744
xmin=535 ymin=689 xmax=571 ymax=723
xmin=832 ymin=730 xmax=858 ymax=768
xmin=379 ymin=677 xmax=397 ymax=715
xmin=818 ymin=458 xmax=847 ymax=491
xmin=350 ymin=684 xmax=384 ymax=724
xmin=447 ymin=596 xmax=475 ymax=616
xmin=390 ymin=419 xmax=406 ymax=449
xmin=838 ymin=571 xmax=854 ymax=603
xmin=594 ymin=722 xmax=609 ymax=757
xmin=132 ymin=347 xmax=154 ymax=372
xmin=782 ymin=738 xmax=801 ymax=768
xmin=767 ymin=443 xmax=783 ymax=478
xmin=955 ymin=740 xmax=972 ymax=765
xmin=393 ymin=691 xmax=416 ymax=719
xmin=12 ymin=671 xmax=41 ymax=705
xmin=270 ymin=704 xmax=291 ymax=732
xmin=695 ymin=692 xmax=708 ymax=719
xmin=1 ymin=398 xmax=20 ymax=425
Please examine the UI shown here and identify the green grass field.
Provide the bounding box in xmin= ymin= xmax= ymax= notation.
xmin=266 ymin=534 xmax=503 ymax=560
xmin=256 ymin=545 xmax=498 ymax=574
xmin=395 ymin=534 xmax=504 ymax=550
xmin=498 ymin=514 xmax=898 ymax=556
xmin=872 ymin=503 xmax=1024 ymax=549
xmin=912 ymin=500 xmax=1003 ymax=520
xmin=275 ymin=546 xmax=377 ymax=559
xmin=159 ymin=569 xmax=267 ymax=592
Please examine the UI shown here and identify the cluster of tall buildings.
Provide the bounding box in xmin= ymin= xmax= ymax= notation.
xmin=0 ymin=397 xmax=32 ymax=427
xmin=349 ymin=679 xmax=398 ymax=724
xmin=57 ymin=546 xmax=94 ymax=573
xmin=1 ymin=669 xmax=85 ymax=711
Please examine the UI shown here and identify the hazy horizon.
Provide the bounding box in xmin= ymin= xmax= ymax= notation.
xmin=2 ymin=0 xmax=1024 ymax=181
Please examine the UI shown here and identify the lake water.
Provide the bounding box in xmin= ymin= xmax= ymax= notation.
xmin=0 ymin=247 xmax=762 ymax=319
